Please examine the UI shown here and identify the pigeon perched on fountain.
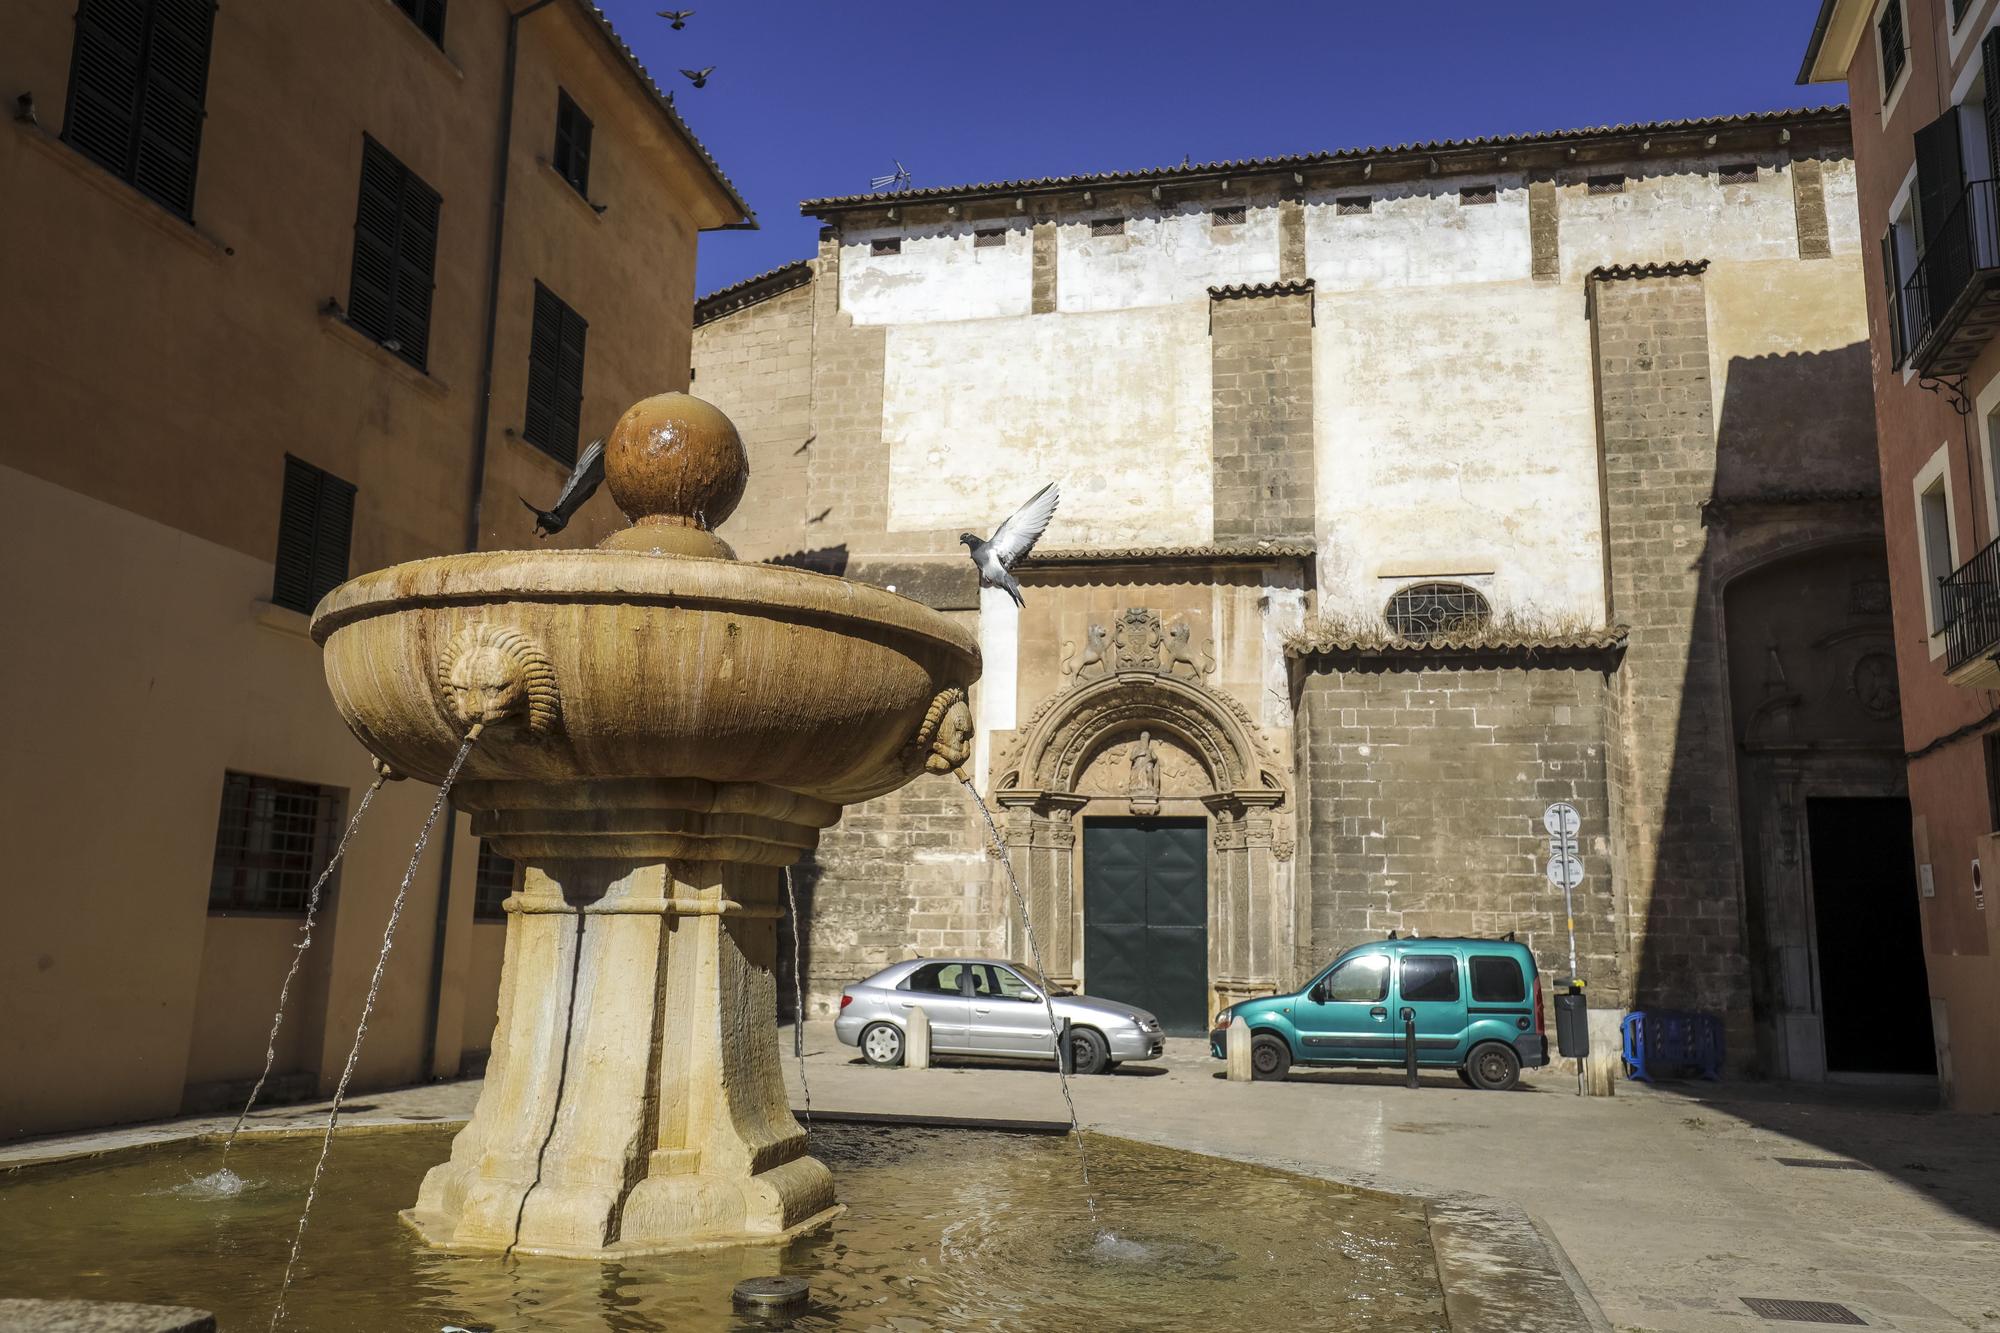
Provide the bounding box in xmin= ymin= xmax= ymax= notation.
xmin=960 ymin=483 xmax=1060 ymax=608
xmin=520 ymin=437 xmax=604 ymax=538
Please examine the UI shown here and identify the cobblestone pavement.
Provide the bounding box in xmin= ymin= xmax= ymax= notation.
xmin=6 ymin=1027 xmax=1997 ymax=1333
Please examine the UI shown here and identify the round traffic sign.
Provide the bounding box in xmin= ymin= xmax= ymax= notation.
xmin=1543 ymin=803 xmax=1580 ymax=838
xmin=1546 ymin=854 xmax=1584 ymax=890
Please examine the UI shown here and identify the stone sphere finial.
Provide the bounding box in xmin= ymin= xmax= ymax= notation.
xmin=599 ymin=391 xmax=746 ymax=558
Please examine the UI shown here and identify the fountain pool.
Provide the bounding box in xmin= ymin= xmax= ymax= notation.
xmin=0 ymin=1124 xmax=1447 ymax=1332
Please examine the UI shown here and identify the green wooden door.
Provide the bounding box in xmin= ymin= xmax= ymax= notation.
xmin=1082 ymin=818 xmax=1208 ymax=1035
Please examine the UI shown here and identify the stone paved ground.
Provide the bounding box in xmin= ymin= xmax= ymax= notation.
xmin=7 ymin=1028 xmax=1997 ymax=1333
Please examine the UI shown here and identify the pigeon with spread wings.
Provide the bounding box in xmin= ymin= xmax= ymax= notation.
xmin=520 ymin=437 xmax=605 ymax=538
xmin=960 ymin=483 xmax=1060 ymax=608
xmin=657 ymin=9 xmax=694 ymax=28
xmin=680 ymin=66 xmax=714 ymax=88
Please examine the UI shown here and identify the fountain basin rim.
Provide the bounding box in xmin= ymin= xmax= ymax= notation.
xmin=308 ymin=548 xmax=980 ymax=667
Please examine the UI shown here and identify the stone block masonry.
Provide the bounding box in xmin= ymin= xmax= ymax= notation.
xmin=1296 ymin=653 xmax=1623 ymax=998
xmin=1790 ymin=158 xmax=1831 ymax=261
xmin=1210 ymin=285 xmax=1315 ymax=542
xmin=807 ymin=230 xmax=890 ymax=550
xmin=1589 ymin=265 xmax=1753 ymax=1036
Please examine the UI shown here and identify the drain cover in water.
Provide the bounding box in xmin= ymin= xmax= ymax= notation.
xmin=1772 ymin=1157 xmax=1869 ymax=1170
xmin=733 ymin=1277 xmax=811 ymax=1311
xmin=1741 ymin=1298 xmax=1866 ymax=1324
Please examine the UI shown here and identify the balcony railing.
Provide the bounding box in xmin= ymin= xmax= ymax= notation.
xmin=1943 ymin=534 xmax=2000 ymax=678
xmin=1903 ymin=178 xmax=2000 ymax=377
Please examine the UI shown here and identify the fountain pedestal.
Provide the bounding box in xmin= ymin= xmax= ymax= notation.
xmin=312 ymin=394 xmax=979 ymax=1257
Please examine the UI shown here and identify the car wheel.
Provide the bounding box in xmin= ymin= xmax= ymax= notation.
xmin=860 ymin=1022 xmax=904 ymax=1068
xmin=1466 ymin=1042 xmax=1521 ymax=1091
xmin=1456 ymin=1067 xmax=1476 ymax=1087
xmin=1068 ymin=1027 xmax=1111 ymax=1076
xmin=1250 ymin=1033 xmax=1292 ymax=1081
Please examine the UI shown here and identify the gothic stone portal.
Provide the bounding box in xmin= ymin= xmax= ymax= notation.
xmin=992 ymin=611 xmax=1295 ymax=1027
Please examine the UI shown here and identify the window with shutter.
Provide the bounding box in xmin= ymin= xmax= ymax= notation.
xmin=1882 ymin=229 xmax=1907 ymax=367
xmin=474 ymin=841 xmax=518 ymax=920
xmin=273 ymin=455 xmax=356 ymax=615
xmin=1983 ymin=30 xmax=2000 ymax=183
xmin=1915 ymin=109 xmax=1972 ymax=333
xmin=1879 ymin=0 xmax=1907 ymax=93
xmin=524 ymin=282 xmax=588 ymax=467
xmin=554 ymin=90 xmax=593 ymax=197
xmin=392 ymin=0 xmax=447 ymax=45
xmin=347 ymin=137 xmax=442 ymax=372
xmin=61 ymin=0 xmax=215 ymax=219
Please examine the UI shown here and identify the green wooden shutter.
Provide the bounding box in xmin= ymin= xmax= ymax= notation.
xmin=273 ymin=456 xmax=355 ymax=614
xmin=1882 ymin=229 xmax=1906 ymax=367
xmin=525 ymin=283 xmax=563 ymax=460
xmin=1983 ymin=30 xmax=2000 ymax=183
xmin=555 ymin=91 xmax=592 ymax=195
xmin=63 ymin=0 xmax=147 ymax=180
xmin=393 ymin=169 xmax=441 ymax=369
xmin=556 ymin=302 xmax=588 ymax=463
xmin=348 ymin=138 xmax=440 ymax=371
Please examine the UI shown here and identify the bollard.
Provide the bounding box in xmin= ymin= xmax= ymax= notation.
xmin=1583 ymin=1009 xmax=1620 ymax=1097
xmin=1226 ymin=1016 xmax=1253 ymax=1082
xmin=905 ymin=1006 xmax=931 ymax=1070
xmin=1402 ymin=1007 xmax=1419 ymax=1088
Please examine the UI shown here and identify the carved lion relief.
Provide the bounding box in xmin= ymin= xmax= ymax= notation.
xmin=437 ymin=624 xmax=559 ymax=734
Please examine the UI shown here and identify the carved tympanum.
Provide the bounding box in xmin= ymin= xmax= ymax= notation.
xmin=437 ymin=624 xmax=559 ymax=734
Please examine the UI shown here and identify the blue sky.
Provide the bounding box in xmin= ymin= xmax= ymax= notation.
xmin=599 ymin=0 xmax=1847 ymax=296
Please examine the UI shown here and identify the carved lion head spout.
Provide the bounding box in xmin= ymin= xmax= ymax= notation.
xmin=915 ymin=685 xmax=974 ymax=776
xmin=437 ymin=624 xmax=559 ymax=736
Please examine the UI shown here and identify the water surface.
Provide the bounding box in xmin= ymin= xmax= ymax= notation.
xmin=0 ymin=1123 xmax=1445 ymax=1331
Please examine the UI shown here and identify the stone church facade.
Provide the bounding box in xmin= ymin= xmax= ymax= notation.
xmin=695 ymin=106 xmax=1926 ymax=1083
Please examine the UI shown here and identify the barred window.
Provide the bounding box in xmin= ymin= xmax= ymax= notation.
xmin=1211 ymin=205 xmax=1246 ymax=226
xmin=473 ymin=841 xmax=517 ymax=920
xmin=208 ymin=772 xmax=340 ymax=914
xmin=1459 ymin=184 xmax=1496 ymax=206
xmin=1090 ymin=216 xmax=1126 ymax=236
xmin=1384 ymin=582 xmax=1492 ymax=638
xmin=1717 ymin=163 xmax=1759 ymax=186
xmin=1336 ymin=196 xmax=1372 ymax=215
xmin=974 ymin=227 xmax=1006 ymax=247
xmin=1586 ymin=174 xmax=1626 ymax=195
xmin=870 ymin=237 xmax=901 ymax=255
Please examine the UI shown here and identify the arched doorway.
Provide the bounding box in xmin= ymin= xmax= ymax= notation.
xmin=990 ymin=620 xmax=1294 ymax=1033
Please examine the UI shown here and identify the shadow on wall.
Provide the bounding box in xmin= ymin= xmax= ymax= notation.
xmin=1619 ymin=340 xmax=1982 ymax=1219
xmin=767 ymin=545 xmax=849 ymax=576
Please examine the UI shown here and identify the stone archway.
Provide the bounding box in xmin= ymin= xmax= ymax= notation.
xmin=990 ymin=626 xmax=1293 ymax=1021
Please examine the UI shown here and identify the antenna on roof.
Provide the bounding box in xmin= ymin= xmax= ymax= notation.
xmin=869 ymin=159 xmax=913 ymax=192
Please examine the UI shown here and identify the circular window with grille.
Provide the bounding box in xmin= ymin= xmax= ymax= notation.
xmin=1384 ymin=582 xmax=1491 ymax=638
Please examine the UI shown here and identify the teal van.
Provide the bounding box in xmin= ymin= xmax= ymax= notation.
xmin=1208 ymin=936 xmax=1549 ymax=1090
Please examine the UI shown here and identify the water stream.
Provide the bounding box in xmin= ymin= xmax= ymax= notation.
xmin=783 ymin=865 xmax=811 ymax=1136
xmin=958 ymin=776 xmax=1100 ymax=1232
xmin=268 ymin=732 xmax=478 ymax=1330
xmin=209 ymin=769 xmax=392 ymax=1183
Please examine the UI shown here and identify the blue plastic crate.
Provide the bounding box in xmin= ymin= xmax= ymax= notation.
xmin=1622 ymin=1010 xmax=1723 ymax=1081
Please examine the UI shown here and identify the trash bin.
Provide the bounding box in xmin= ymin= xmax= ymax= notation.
xmin=1552 ymin=985 xmax=1589 ymax=1060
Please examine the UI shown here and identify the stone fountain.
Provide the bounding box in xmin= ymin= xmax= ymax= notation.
xmin=309 ymin=393 xmax=979 ymax=1257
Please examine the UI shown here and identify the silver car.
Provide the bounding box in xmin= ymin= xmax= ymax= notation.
xmin=834 ymin=958 xmax=1165 ymax=1074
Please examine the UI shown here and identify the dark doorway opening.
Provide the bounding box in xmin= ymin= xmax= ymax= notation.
xmin=1804 ymin=797 xmax=1935 ymax=1075
xmin=1082 ymin=817 xmax=1208 ymax=1036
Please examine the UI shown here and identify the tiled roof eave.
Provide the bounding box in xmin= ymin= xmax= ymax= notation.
xmin=694 ymin=259 xmax=813 ymax=326
xmin=1285 ymin=626 xmax=1632 ymax=661
xmin=1022 ymin=542 xmax=1317 ymax=566
xmin=799 ymin=106 xmax=1850 ymax=217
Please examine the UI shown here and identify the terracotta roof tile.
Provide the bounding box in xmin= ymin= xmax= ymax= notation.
xmin=1588 ymin=259 xmax=1712 ymax=281
xmin=1023 ymin=542 xmax=1316 ymax=566
xmin=1208 ymin=280 xmax=1315 ymax=300
xmin=694 ymin=259 xmax=813 ymax=325
xmin=800 ymin=106 xmax=1848 ymax=216
xmin=1285 ymin=622 xmax=1631 ymax=659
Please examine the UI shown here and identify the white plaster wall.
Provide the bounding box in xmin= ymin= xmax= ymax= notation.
xmin=1559 ymin=155 xmax=1802 ymax=278
xmin=1304 ymin=179 xmax=1532 ymax=292
xmin=1058 ymin=204 xmax=1280 ymax=312
xmin=1822 ymin=156 xmax=1863 ymax=255
xmin=1313 ymin=280 xmax=1605 ymax=623
xmin=840 ymin=223 xmax=1033 ymax=325
xmin=881 ymin=304 xmax=1213 ymax=546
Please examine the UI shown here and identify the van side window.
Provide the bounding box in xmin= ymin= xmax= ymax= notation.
xmin=1400 ymin=955 xmax=1460 ymax=1003
xmin=1470 ymin=955 xmax=1526 ymax=1003
xmin=1321 ymin=954 xmax=1390 ymax=1002
xmin=905 ymin=962 xmax=966 ymax=994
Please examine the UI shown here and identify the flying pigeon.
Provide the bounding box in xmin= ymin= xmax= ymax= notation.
xmin=519 ymin=437 xmax=604 ymax=538
xmin=680 ymin=66 xmax=714 ymax=89
xmin=657 ymin=8 xmax=693 ymax=28
xmin=960 ymin=483 xmax=1060 ymax=608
